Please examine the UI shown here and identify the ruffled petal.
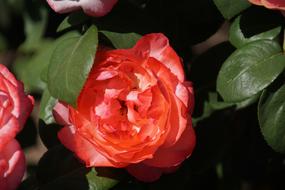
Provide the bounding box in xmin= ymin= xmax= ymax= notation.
xmin=53 ymin=102 xmax=71 ymax=126
xmin=249 ymin=0 xmax=263 ymax=5
xmin=81 ymin=0 xmax=118 ymax=17
xmin=262 ymin=0 xmax=285 ymax=9
xmin=46 ymin=0 xmax=118 ymax=17
xmin=0 ymin=66 xmax=34 ymax=130
xmin=0 ymin=65 xmax=17 ymax=87
xmin=0 ymin=113 xmax=20 ymax=150
xmin=143 ymin=124 xmax=195 ymax=168
xmin=0 ymin=139 xmax=26 ymax=190
xmin=58 ymin=125 xmax=118 ymax=167
xmin=133 ymin=33 xmax=185 ymax=82
xmin=47 ymin=0 xmax=82 ymax=14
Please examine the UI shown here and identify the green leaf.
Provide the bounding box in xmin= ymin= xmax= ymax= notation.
xmin=213 ymin=0 xmax=251 ymax=19
xmin=57 ymin=11 xmax=89 ymax=32
xmin=37 ymin=145 xmax=118 ymax=190
xmin=39 ymin=89 xmax=57 ymax=125
xmin=229 ymin=16 xmax=281 ymax=48
xmin=48 ymin=25 xmax=98 ymax=106
xmin=19 ymin=3 xmax=48 ymax=52
xmin=14 ymin=32 xmax=81 ymax=92
xmin=217 ymin=40 xmax=285 ymax=102
xmin=87 ymin=168 xmax=118 ymax=190
xmin=258 ymin=83 xmax=285 ymax=153
xmin=41 ymin=31 xmax=81 ymax=83
xmin=101 ymin=31 xmax=141 ymax=49
xmin=208 ymin=92 xmax=235 ymax=110
xmin=235 ymin=93 xmax=260 ymax=109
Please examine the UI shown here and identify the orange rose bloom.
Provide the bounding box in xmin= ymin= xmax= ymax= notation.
xmin=249 ymin=0 xmax=285 ymax=10
xmin=53 ymin=33 xmax=195 ymax=182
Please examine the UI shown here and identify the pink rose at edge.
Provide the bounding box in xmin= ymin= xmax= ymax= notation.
xmin=249 ymin=0 xmax=285 ymax=10
xmin=0 ymin=64 xmax=34 ymax=190
xmin=47 ymin=0 xmax=118 ymax=17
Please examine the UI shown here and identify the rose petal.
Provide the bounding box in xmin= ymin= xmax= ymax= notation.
xmin=47 ymin=0 xmax=118 ymax=17
xmin=184 ymin=81 xmax=195 ymax=114
xmin=0 ymin=113 xmax=20 ymax=150
xmin=53 ymin=102 xmax=71 ymax=126
xmin=0 ymin=65 xmax=17 ymax=87
xmin=143 ymin=124 xmax=195 ymax=168
xmin=249 ymin=0 xmax=263 ymax=5
xmin=0 ymin=139 xmax=26 ymax=190
xmin=133 ymin=33 xmax=185 ymax=82
xmin=262 ymin=0 xmax=285 ymax=9
xmin=58 ymin=125 xmax=118 ymax=167
xmin=0 ymin=65 xmax=34 ymax=130
xmin=81 ymin=0 xmax=118 ymax=17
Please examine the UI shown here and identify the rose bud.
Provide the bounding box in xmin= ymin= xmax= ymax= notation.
xmin=0 ymin=64 xmax=34 ymax=190
xmin=47 ymin=0 xmax=118 ymax=17
xmin=53 ymin=33 xmax=196 ymax=182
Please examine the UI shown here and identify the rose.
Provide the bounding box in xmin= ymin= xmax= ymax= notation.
xmin=47 ymin=0 xmax=118 ymax=17
xmin=53 ymin=33 xmax=196 ymax=182
xmin=0 ymin=64 xmax=34 ymax=190
xmin=249 ymin=0 xmax=285 ymax=10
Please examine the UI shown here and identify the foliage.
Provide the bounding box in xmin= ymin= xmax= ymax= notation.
xmin=1 ymin=0 xmax=285 ymax=189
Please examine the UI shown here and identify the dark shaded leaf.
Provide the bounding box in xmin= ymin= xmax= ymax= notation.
xmin=229 ymin=16 xmax=281 ymax=48
xmin=37 ymin=145 xmax=118 ymax=190
xmin=57 ymin=11 xmax=89 ymax=32
xmin=258 ymin=81 xmax=285 ymax=153
xmin=101 ymin=31 xmax=141 ymax=49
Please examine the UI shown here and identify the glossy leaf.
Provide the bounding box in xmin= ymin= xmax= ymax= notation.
xmin=48 ymin=25 xmax=98 ymax=106
xmin=229 ymin=16 xmax=281 ymax=48
xmin=41 ymin=31 xmax=81 ymax=83
xmin=258 ymin=83 xmax=285 ymax=153
xmin=101 ymin=31 xmax=141 ymax=49
xmin=14 ymin=32 xmax=81 ymax=93
xmin=87 ymin=168 xmax=118 ymax=190
xmin=213 ymin=0 xmax=251 ymax=19
xmin=217 ymin=40 xmax=285 ymax=102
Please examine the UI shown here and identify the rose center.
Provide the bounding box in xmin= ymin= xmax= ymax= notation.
xmin=119 ymin=100 xmax=127 ymax=116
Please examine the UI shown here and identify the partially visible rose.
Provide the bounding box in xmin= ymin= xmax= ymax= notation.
xmin=53 ymin=33 xmax=195 ymax=182
xmin=0 ymin=64 xmax=34 ymax=190
xmin=249 ymin=0 xmax=285 ymax=10
xmin=47 ymin=0 xmax=118 ymax=17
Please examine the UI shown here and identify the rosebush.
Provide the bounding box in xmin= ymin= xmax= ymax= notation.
xmin=0 ymin=64 xmax=34 ymax=190
xmin=1 ymin=0 xmax=285 ymax=189
xmin=53 ymin=33 xmax=196 ymax=182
